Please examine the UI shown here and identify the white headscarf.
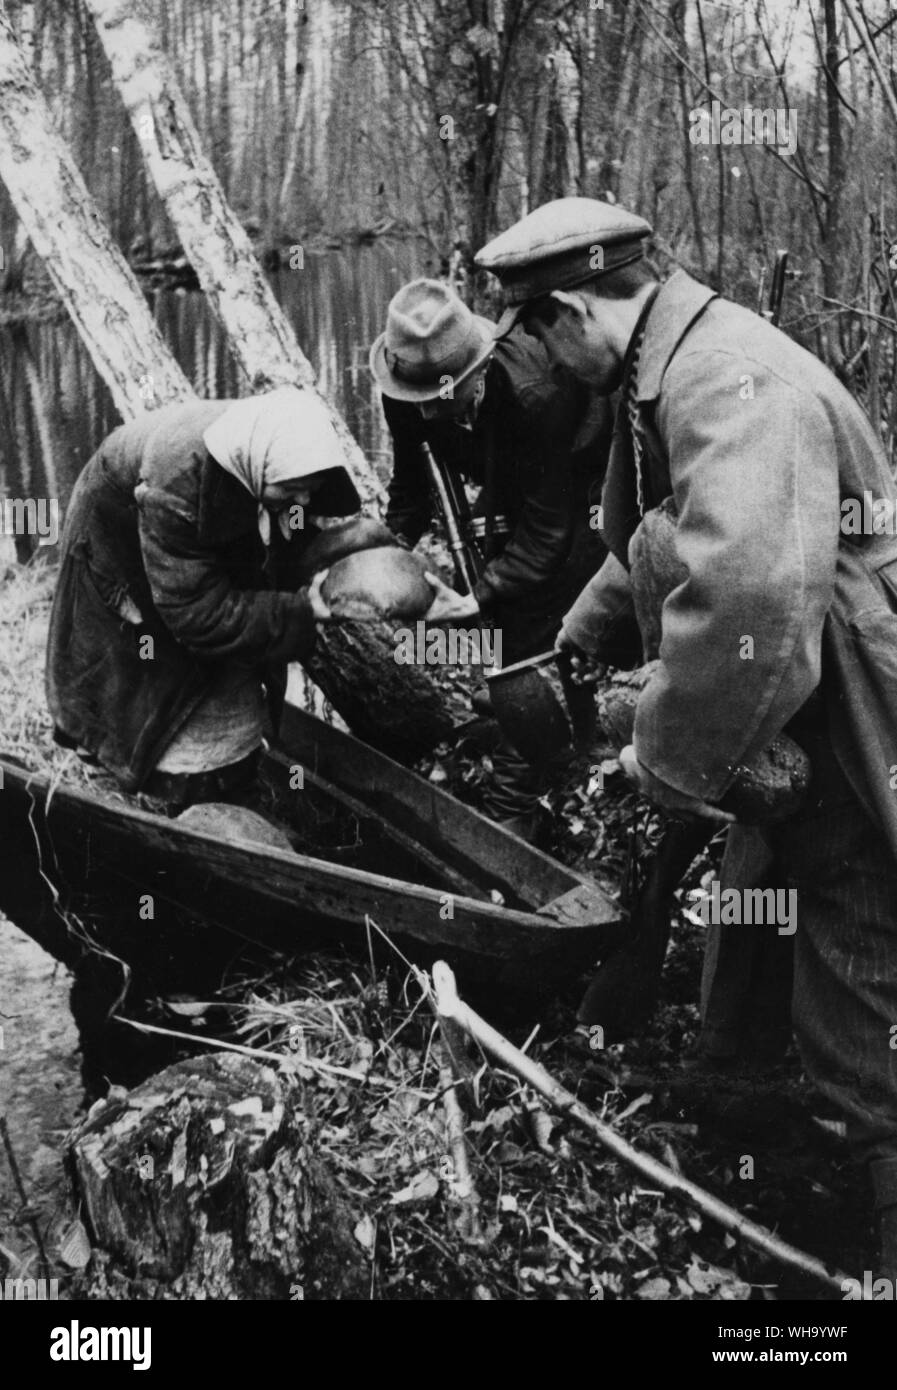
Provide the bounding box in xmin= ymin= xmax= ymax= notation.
xmin=203 ymin=386 xmax=358 ymax=544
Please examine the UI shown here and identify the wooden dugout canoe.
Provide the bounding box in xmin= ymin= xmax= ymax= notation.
xmin=0 ymin=704 xmax=622 ymax=992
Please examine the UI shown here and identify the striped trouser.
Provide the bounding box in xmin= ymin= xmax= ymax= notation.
xmin=763 ymin=731 xmax=897 ymax=1209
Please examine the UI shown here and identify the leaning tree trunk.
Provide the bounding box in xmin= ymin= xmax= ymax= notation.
xmin=68 ymin=1052 xmax=368 ymax=1300
xmin=82 ymin=0 xmax=325 ymax=427
xmin=0 ymin=8 xmax=192 ymax=416
xmin=82 ymin=0 xmax=454 ymax=758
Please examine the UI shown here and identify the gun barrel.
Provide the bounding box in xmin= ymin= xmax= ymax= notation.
xmin=422 ymin=442 xmax=482 ymax=595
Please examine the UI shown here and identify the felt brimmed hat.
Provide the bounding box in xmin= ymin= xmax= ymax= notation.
xmin=475 ymin=197 xmax=653 ymax=337
xmin=370 ymin=278 xmax=495 ymax=402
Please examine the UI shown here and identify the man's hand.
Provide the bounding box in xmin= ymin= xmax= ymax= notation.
xmin=554 ymin=629 xmax=607 ymax=686
xmin=619 ymin=744 xmax=735 ymax=824
xmin=306 ymin=569 xmax=332 ymax=622
xmin=422 ymin=571 xmax=480 ymax=623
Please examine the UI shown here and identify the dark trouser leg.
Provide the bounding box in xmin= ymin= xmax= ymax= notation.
xmin=696 ymin=701 xmax=837 ymax=1068
xmin=481 ymin=649 xmax=594 ymax=836
xmin=481 ymin=740 xmax=545 ymax=828
xmin=698 ymin=826 xmax=793 ymax=1064
xmin=764 ymin=742 xmax=897 ymax=1272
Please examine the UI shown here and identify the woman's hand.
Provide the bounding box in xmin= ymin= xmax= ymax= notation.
xmin=306 ymin=569 xmax=332 ymax=621
xmin=421 ymin=572 xmax=480 ymax=623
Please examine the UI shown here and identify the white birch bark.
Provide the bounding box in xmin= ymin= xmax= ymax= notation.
xmin=0 ymin=5 xmax=192 ymax=418
xmin=84 ymin=0 xmax=384 ymax=510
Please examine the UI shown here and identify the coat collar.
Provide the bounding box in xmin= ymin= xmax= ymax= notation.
xmin=635 ymin=270 xmax=717 ymax=402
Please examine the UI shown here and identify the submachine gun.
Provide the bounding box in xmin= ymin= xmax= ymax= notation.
xmin=420 ymin=442 xmax=509 ymax=595
xmin=421 ymin=438 xmax=576 ymax=761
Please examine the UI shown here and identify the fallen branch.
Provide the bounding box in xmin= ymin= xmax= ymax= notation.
xmin=438 ymin=1055 xmax=482 ymax=1241
xmin=112 ymin=1014 xmax=403 ymax=1091
xmin=429 ymin=962 xmax=852 ymax=1294
xmin=0 ymin=1115 xmax=50 ymax=1282
xmin=432 ymin=1007 xmax=483 ymax=1112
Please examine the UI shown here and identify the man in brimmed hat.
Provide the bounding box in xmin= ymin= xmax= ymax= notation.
xmin=477 ymin=195 xmax=897 ymax=1276
xmin=370 ymin=276 xmax=615 ymax=841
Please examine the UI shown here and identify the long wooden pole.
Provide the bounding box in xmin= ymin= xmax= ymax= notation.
xmin=430 ymin=961 xmax=851 ymax=1293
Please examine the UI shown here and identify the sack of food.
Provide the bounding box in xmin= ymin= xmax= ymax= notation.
xmin=628 ymin=496 xmax=686 ymax=661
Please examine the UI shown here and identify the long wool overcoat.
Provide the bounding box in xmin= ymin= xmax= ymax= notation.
xmin=47 ymin=400 xmax=321 ymax=790
xmin=562 ymin=271 xmax=897 ymax=855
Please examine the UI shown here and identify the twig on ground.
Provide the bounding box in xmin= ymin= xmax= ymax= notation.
xmin=112 ymin=1014 xmax=408 ymax=1091
xmin=438 ymin=1053 xmax=482 ymax=1241
xmin=0 ymin=1114 xmax=50 ymax=1282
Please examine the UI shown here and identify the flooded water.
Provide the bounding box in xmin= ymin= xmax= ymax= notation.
xmin=0 ymin=241 xmax=422 ymax=562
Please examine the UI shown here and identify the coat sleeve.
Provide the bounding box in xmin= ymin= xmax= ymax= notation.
xmin=633 ymin=349 xmax=840 ymax=800
xmin=474 ymin=384 xmax=580 ymax=611
xmin=137 ymin=485 xmax=318 ymax=665
xmin=558 ymin=551 xmax=642 ymax=665
xmin=383 ymin=395 xmax=433 ymax=547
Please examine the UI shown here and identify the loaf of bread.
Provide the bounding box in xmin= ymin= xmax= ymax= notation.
xmin=301 ymin=516 xmax=398 ymax=577
xmin=321 ymin=546 xmax=434 ymax=620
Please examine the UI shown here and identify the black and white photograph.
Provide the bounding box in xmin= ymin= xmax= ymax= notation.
xmin=0 ymin=0 xmax=895 ymax=1349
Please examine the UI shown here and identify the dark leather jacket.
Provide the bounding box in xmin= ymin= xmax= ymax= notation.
xmin=382 ymin=326 xmax=613 ymax=613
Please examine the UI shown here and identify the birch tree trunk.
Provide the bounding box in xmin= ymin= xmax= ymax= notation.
xmin=0 ymin=7 xmax=192 ymax=417
xmin=278 ymin=8 xmax=312 ymax=233
xmin=82 ymin=0 xmax=454 ymax=757
xmin=83 ymin=0 xmax=382 ymax=509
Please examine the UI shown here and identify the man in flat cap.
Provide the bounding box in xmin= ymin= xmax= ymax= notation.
xmin=370 ymin=277 xmax=616 ymax=840
xmin=477 ymin=196 xmax=897 ymax=1274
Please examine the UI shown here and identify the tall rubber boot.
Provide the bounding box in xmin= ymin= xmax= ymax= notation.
xmin=480 ymin=737 xmax=552 ymax=846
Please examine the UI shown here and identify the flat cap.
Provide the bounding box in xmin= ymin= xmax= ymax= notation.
xmin=475 ymin=197 xmax=652 ymax=309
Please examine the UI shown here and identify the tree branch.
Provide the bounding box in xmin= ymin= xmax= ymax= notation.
xmin=430 ymin=960 xmax=853 ymax=1294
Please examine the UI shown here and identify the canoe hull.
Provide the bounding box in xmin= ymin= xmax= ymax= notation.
xmin=0 ymin=710 xmax=622 ymax=991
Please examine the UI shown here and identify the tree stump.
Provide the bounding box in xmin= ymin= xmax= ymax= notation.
xmin=68 ymin=1053 xmax=368 ymax=1299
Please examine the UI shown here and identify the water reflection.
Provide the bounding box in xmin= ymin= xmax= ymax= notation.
xmin=0 ymin=242 xmax=421 ymax=562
